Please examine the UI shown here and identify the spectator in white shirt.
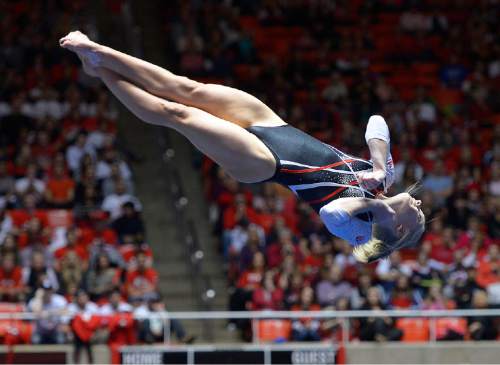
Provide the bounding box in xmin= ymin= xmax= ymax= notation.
xmin=101 ymin=180 xmax=142 ymax=219
xmin=28 ymin=282 xmax=69 ymax=344
xmin=99 ymin=289 xmax=133 ymax=315
xmin=66 ymin=132 xmax=96 ymax=173
xmin=0 ymin=205 xmax=13 ymax=245
xmin=15 ymin=163 xmax=45 ymax=198
xmin=96 ymin=148 xmax=132 ymax=181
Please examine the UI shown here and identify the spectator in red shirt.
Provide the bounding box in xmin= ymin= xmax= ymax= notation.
xmin=301 ymin=235 xmax=324 ymax=278
xmin=98 ymin=289 xmax=135 ymax=364
xmin=252 ymin=271 xmax=284 ymax=310
xmin=477 ymin=245 xmax=500 ymax=288
xmin=54 ymin=227 xmax=89 ymax=264
xmin=456 ymin=217 xmax=492 ymax=252
xmin=266 ymin=228 xmax=301 ymax=269
xmin=0 ymin=253 xmax=25 ymax=302
xmin=229 ymin=251 xmax=266 ymax=330
xmin=44 ymin=162 xmax=75 ymax=208
xmin=222 ymin=193 xmax=257 ymax=230
xmin=125 ymin=251 xmax=159 ymax=301
xmin=390 ymin=275 xmax=414 ymax=309
xmin=237 ymin=252 xmax=266 ymax=292
xmin=426 ymin=227 xmax=456 ymax=265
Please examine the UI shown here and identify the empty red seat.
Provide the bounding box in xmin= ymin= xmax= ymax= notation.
xmin=396 ymin=318 xmax=430 ymax=342
xmin=435 ymin=318 xmax=467 ymax=340
xmin=253 ymin=319 xmax=292 ymax=343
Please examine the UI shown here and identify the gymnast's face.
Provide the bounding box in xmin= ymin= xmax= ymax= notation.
xmin=388 ymin=193 xmax=424 ymax=236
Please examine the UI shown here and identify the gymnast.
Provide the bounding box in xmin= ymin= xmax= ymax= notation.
xmin=59 ymin=31 xmax=425 ymax=263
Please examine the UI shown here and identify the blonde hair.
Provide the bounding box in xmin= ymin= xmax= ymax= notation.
xmin=353 ymin=183 xmax=426 ymax=263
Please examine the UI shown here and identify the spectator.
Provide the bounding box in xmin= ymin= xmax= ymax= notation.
xmin=282 ymin=269 xmax=302 ymax=307
xmin=111 ymin=202 xmax=145 ymax=244
xmin=468 ymin=290 xmax=498 ymax=340
xmin=0 ymin=204 xmax=14 ymax=244
xmin=135 ymin=294 xmax=195 ymax=344
xmin=358 ymin=287 xmax=402 ymax=342
xmin=316 ymin=264 xmax=352 ymax=307
xmin=266 ymin=228 xmax=300 ymax=269
xmin=66 ymin=132 xmax=95 ymax=173
xmin=291 ymin=286 xmax=321 ymax=341
xmin=85 ymin=253 xmax=120 ymax=301
xmin=252 ymin=271 xmax=284 ymax=310
xmin=422 ymin=161 xmax=454 ymax=206
xmin=101 ymin=180 xmax=142 ymax=219
xmin=44 ymin=162 xmax=76 ymax=208
xmin=321 ymin=72 xmax=348 ymax=103
xmin=0 ymin=252 xmax=25 ymax=302
xmin=58 ymin=251 xmax=85 ymax=296
xmin=125 ymin=251 xmax=159 ymax=302
xmin=28 ymin=281 xmax=69 ymax=344
xmin=351 ymin=272 xmax=376 ymax=309
xmin=390 ymin=275 xmax=415 ymax=309
xmin=439 ymin=55 xmax=468 ymax=89
xmin=96 ymin=149 xmax=132 ymax=182
xmin=68 ymin=289 xmax=99 ymax=364
xmin=98 ymin=289 xmax=135 ymax=364
xmin=99 ymin=289 xmax=132 ymax=315
xmin=239 ymin=224 xmax=265 ymax=271
xmin=54 ymin=227 xmax=89 ymax=265
xmin=0 ymin=160 xmax=15 ymax=196
xmin=410 ymin=252 xmax=444 ymax=297
xmin=23 ymin=250 xmax=59 ymax=299
xmin=422 ymin=282 xmax=448 ymax=310
xmin=15 ymin=163 xmax=45 ymax=201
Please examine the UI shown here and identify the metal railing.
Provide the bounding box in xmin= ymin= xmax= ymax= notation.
xmin=159 ymin=131 xmax=215 ymax=342
xmin=3 ymin=309 xmax=498 ymax=345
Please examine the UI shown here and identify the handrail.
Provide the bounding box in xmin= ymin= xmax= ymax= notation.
xmin=160 ymin=131 xmax=214 ymax=341
xmin=5 ymin=309 xmax=497 ymax=345
xmin=2 ymin=308 xmax=498 ymax=320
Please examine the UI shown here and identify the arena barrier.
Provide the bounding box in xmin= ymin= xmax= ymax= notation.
xmin=1 ymin=308 xmax=499 ymax=345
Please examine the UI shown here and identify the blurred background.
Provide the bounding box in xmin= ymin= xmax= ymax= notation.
xmin=0 ymin=0 xmax=498 ymax=364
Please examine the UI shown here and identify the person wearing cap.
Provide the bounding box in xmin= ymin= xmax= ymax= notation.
xmin=134 ymin=293 xmax=195 ymax=344
xmin=27 ymin=280 xmax=69 ymax=344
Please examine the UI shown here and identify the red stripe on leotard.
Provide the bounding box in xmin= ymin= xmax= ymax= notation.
xmin=280 ymin=159 xmax=355 ymax=174
xmin=307 ymin=180 xmax=359 ymax=205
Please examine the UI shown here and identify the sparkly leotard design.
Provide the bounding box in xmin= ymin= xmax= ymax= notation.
xmin=247 ymin=124 xmax=382 ymax=219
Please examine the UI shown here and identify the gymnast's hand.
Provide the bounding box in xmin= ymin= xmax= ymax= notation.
xmin=356 ymin=169 xmax=386 ymax=191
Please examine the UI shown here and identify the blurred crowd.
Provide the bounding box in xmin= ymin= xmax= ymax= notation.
xmin=164 ymin=0 xmax=500 ymax=342
xmin=0 ymin=1 xmax=194 ymax=362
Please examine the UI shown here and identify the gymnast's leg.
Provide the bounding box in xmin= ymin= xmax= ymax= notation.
xmin=94 ymin=67 xmax=276 ymax=183
xmin=60 ymin=31 xmax=285 ymax=128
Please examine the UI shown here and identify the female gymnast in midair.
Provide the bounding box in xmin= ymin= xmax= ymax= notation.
xmin=60 ymin=31 xmax=425 ymax=263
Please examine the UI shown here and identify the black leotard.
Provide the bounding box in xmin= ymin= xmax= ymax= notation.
xmin=247 ymin=124 xmax=381 ymax=215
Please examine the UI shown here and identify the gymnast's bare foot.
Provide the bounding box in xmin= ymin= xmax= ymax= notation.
xmin=59 ymin=31 xmax=102 ymax=68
